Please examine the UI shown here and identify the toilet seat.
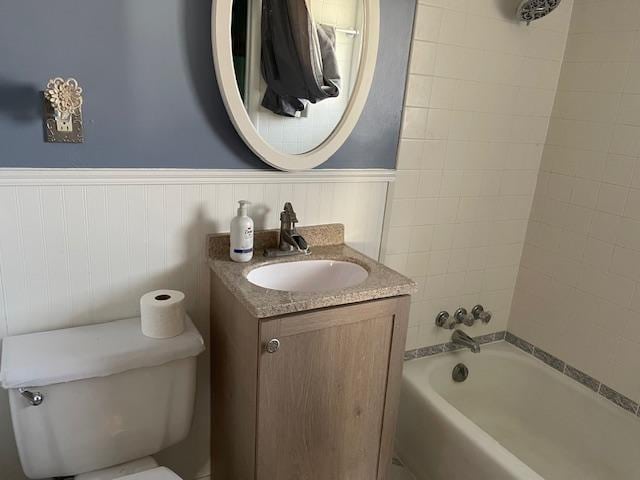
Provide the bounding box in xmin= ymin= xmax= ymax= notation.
xmin=116 ymin=467 xmax=182 ymax=480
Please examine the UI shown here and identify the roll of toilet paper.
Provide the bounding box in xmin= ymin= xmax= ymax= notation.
xmin=140 ymin=290 xmax=186 ymax=339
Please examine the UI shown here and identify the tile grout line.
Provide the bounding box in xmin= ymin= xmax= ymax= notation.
xmin=405 ymin=330 xmax=640 ymax=418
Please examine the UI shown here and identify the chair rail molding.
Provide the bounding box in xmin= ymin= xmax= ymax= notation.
xmin=0 ymin=168 xmax=396 ymax=186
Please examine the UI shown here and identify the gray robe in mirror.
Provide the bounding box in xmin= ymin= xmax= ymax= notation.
xmin=261 ymin=0 xmax=341 ymax=117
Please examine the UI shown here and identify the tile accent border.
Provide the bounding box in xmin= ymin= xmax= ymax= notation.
xmin=404 ymin=331 xmax=640 ymax=418
xmin=505 ymin=332 xmax=640 ymax=416
xmin=403 ymin=331 xmax=506 ymax=361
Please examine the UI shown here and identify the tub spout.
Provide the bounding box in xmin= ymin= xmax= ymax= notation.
xmin=451 ymin=329 xmax=480 ymax=353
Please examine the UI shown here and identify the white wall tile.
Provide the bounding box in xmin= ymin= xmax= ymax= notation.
xmin=596 ymin=184 xmax=629 ymax=215
xmin=414 ymin=4 xmax=444 ymax=42
xmin=624 ymin=188 xmax=640 ymax=220
xmin=405 ymin=75 xmax=434 ymax=108
xmin=603 ymin=154 xmax=636 ymax=187
xmin=397 ymin=140 xmax=424 ymax=170
xmin=615 ymin=217 xmax=640 ymax=248
xmin=402 ymin=107 xmax=430 ymax=139
xmin=589 ymin=211 xmax=620 ymax=242
xmin=570 ymin=177 xmax=600 ymax=208
xmin=410 ymin=41 xmax=438 ymax=75
xmin=610 ymin=124 xmax=640 ymax=156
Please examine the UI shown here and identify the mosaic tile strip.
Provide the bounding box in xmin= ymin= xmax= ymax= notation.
xmin=532 ymin=347 xmax=565 ymax=373
xmin=403 ymin=331 xmax=506 ymax=361
xmin=505 ymin=331 xmax=534 ymax=354
xmin=404 ymin=331 xmax=640 ymax=418
xmin=505 ymin=332 xmax=640 ymax=418
xmin=599 ymin=384 xmax=639 ymax=415
xmin=564 ymin=364 xmax=600 ymax=393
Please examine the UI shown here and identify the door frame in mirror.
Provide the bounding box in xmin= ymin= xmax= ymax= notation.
xmin=212 ymin=0 xmax=380 ymax=171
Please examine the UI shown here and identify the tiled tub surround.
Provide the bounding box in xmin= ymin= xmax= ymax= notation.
xmin=510 ymin=0 xmax=640 ymax=414
xmin=396 ymin=342 xmax=640 ymax=480
xmin=208 ymin=224 xmax=417 ymax=318
xmin=382 ymin=0 xmax=575 ymax=351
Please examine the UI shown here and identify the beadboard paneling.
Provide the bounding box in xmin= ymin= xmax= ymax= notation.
xmin=0 ymin=172 xmax=390 ymax=480
xmin=0 ymin=180 xmax=388 ymax=335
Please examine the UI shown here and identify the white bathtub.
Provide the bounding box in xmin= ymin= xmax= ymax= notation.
xmin=395 ymin=342 xmax=640 ymax=480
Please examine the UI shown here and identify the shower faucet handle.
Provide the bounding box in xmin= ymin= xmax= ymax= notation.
xmin=472 ymin=305 xmax=492 ymax=324
xmin=435 ymin=311 xmax=456 ymax=329
xmin=454 ymin=307 xmax=475 ymax=326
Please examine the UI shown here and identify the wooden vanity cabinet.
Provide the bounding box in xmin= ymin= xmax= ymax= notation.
xmin=211 ymin=274 xmax=410 ymax=480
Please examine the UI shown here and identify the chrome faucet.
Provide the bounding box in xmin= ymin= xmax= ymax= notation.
xmin=451 ymin=329 xmax=480 ymax=353
xmin=264 ymin=203 xmax=310 ymax=257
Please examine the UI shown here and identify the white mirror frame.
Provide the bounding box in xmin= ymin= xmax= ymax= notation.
xmin=212 ymin=0 xmax=380 ymax=171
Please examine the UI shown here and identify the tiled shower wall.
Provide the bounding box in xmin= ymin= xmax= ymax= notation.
xmin=510 ymin=0 xmax=640 ymax=404
xmin=381 ymin=0 xmax=574 ymax=349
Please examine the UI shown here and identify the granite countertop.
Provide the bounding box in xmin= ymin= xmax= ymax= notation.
xmin=208 ymin=224 xmax=417 ymax=318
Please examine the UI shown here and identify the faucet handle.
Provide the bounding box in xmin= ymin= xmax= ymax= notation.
xmin=435 ymin=311 xmax=456 ymax=329
xmin=462 ymin=313 xmax=476 ymax=326
xmin=454 ymin=307 xmax=475 ymax=326
xmin=471 ymin=305 xmax=492 ymax=324
xmin=282 ymin=202 xmax=298 ymax=223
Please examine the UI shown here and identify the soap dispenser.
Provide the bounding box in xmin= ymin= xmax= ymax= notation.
xmin=230 ymin=200 xmax=254 ymax=262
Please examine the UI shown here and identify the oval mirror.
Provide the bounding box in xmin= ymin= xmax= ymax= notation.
xmin=212 ymin=0 xmax=380 ymax=171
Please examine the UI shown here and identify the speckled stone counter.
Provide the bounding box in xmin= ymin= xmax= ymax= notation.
xmin=208 ymin=224 xmax=416 ymax=318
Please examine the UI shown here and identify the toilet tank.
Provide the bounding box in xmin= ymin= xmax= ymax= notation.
xmin=0 ymin=316 xmax=205 ymax=479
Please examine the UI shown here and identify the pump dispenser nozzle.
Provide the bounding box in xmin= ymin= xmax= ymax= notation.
xmin=237 ymin=200 xmax=250 ymax=216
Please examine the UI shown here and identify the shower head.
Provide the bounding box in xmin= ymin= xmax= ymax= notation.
xmin=516 ymin=0 xmax=561 ymax=24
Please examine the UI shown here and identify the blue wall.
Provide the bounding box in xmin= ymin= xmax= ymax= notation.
xmin=0 ymin=0 xmax=414 ymax=169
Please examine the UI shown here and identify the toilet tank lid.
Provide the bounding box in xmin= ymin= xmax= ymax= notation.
xmin=0 ymin=315 xmax=205 ymax=389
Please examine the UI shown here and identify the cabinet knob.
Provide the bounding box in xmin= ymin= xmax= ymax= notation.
xmin=265 ymin=338 xmax=280 ymax=353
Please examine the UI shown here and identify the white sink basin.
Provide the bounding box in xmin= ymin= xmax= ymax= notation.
xmin=246 ymin=260 xmax=369 ymax=293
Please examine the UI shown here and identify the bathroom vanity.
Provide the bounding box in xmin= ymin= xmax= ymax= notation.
xmin=209 ymin=224 xmax=415 ymax=480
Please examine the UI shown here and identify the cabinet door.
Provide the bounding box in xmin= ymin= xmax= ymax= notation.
xmin=256 ymin=299 xmax=403 ymax=480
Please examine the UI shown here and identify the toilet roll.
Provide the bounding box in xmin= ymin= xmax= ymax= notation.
xmin=140 ymin=290 xmax=186 ymax=339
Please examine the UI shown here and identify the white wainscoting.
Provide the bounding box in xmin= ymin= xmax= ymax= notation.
xmin=0 ymin=168 xmax=393 ymax=480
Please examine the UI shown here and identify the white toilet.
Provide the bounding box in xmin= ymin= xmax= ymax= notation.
xmin=0 ymin=315 xmax=205 ymax=480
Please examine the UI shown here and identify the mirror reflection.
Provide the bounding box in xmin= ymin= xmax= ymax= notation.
xmin=232 ymin=0 xmax=365 ymax=155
